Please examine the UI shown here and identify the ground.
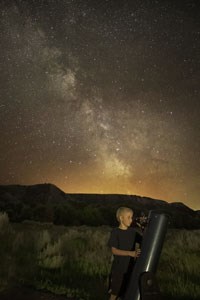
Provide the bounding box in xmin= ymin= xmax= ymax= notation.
xmin=0 ymin=287 xmax=76 ymax=300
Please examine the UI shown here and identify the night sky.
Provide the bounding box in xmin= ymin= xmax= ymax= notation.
xmin=0 ymin=0 xmax=200 ymax=210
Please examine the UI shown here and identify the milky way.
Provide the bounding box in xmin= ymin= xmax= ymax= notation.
xmin=0 ymin=0 xmax=200 ymax=209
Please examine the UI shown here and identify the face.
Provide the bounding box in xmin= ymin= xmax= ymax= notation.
xmin=120 ymin=211 xmax=133 ymax=228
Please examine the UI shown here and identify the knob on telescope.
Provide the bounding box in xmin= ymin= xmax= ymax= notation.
xmin=139 ymin=271 xmax=162 ymax=300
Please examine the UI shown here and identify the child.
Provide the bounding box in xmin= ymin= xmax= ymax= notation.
xmin=108 ymin=207 xmax=142 ymax=300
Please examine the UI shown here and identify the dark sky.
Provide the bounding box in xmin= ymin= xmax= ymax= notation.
xmin=0 ymin=0 xmax=200 ymax=209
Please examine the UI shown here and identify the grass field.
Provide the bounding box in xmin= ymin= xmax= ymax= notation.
xmin=0 ymin=212 xmax=200 ymax=299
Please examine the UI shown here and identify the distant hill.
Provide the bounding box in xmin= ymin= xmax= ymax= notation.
xmin=0 ymin=183 xmax=199 ymax=229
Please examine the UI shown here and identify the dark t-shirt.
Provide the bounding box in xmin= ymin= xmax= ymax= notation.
xmin=108 ymin=227 xmax=141 ymax=274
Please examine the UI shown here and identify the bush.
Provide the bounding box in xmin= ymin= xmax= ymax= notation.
xmin=0 ymin=212 xmax=13 ymax=290
xmin=0 ymin=212 xmax=10 ymax=232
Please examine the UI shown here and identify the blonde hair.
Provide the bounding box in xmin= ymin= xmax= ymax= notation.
xmin=116 ymin=207 xmax=133 ymax=222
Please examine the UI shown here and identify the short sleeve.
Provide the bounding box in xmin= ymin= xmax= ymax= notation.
xmin=108 ymin=229 xmax=119 ymax=248
xmin=135 ymin=231 xmax=143 ymax=245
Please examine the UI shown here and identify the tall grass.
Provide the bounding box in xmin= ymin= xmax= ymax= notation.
xmin=157 ymin=229 xmax=200 ymax=300
xmin=0 ymin=212 xmax=200 ymax=299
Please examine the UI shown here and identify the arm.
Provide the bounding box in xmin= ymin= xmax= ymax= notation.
xmin=112 ymin=247 xmax=141 ymax=258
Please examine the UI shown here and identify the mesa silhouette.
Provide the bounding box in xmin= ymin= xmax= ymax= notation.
xmin=0 ymin=183 xmax=199 ymax=229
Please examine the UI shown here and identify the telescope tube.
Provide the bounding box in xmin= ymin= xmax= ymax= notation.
xmin=123 ymin=211 xmax=169 ymax=300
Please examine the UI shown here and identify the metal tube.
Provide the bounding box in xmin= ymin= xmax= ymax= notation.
xmin=123 ymin=211 xmax=169 ymax=300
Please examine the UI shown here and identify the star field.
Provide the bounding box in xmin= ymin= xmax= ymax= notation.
xmin=0 ymin=0 xmax=200 ymax=209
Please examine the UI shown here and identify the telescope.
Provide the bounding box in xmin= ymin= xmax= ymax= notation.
xmin=123 ymin=211 xmax=169 ymax=300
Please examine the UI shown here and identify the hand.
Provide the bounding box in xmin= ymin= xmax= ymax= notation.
xmin=129 ymin=249 xmax=141 ymax=258
xmin=135 ymin=248 xmax=141 ymax=257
